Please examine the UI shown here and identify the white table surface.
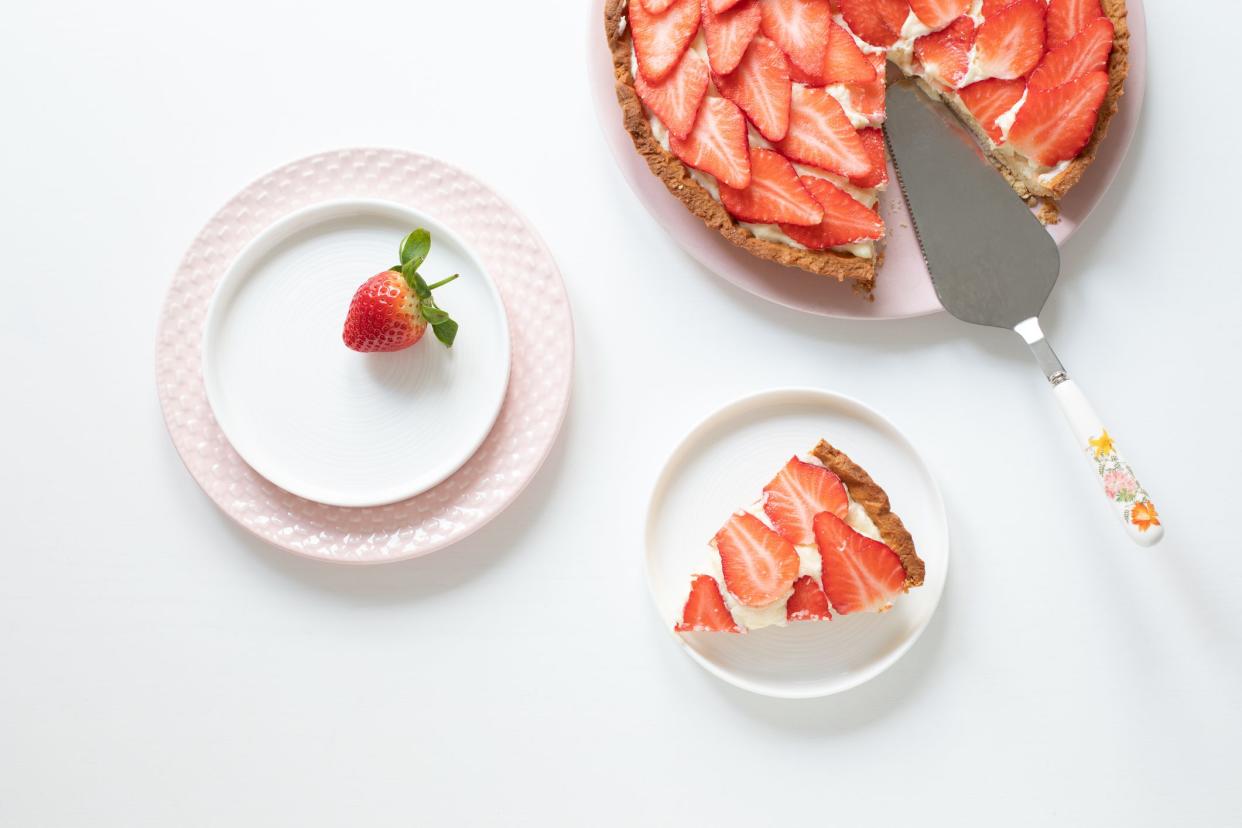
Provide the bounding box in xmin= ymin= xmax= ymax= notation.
xmin=3 ymin=1 xmax=1240 ymax=825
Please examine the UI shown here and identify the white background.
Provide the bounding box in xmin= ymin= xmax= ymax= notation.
xmin=3 ymin=1 xmax=1240 ymax=824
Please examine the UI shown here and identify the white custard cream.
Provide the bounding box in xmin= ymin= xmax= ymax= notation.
xmin=626 ymin=0 xmax=1073 ymax=247
xmin=699 ymin=454 xmax=883 ymax=631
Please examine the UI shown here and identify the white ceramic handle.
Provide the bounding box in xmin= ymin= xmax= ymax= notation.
xmin=1051 ymin=379 xmax=1163 ymax=546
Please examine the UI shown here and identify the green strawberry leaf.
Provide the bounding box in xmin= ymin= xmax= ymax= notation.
xmin=399 ymin=228 xmax=431 ymax=270
xmin=432 ymin=318 xmax=458 ymax=347
xmin=402 ymin=262 xmax=432 ymax=298
xmin=420 ymin=300 xmax=449 ymax=325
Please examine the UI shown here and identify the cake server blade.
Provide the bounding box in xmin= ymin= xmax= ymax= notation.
xmin=882 ymin=73 xmax=1164 ymax=546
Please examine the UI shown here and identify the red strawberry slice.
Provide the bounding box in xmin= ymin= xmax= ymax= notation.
xmin=675 ymin=574 xmax=742 ymax=632
xmin=1046 ymin=0 xmax=1104 ymax=51
xmin=1028 ymin=16 xmax=1113 ymax=91
xmin=719 ymin=147 xmax=824 ymax=225
xmin=634 ymin=49 xmax=710 ymax=140
xmin=913 ymin=15 xmax=975 ymax=88
xmin=841 ymin=52 xmax=887 ymax=124
xmin=776 ymin=85 xmax=872 ymax=178
xmin=813 ymin=511 xmax=907 ymax=614
xmin=822 ymin=20 xmax=877 ymax=85
xmin=642 ymin=0 xmax=677 ymax=12
xmin=779 ymin=175 xmax=884 ymax=248
xmin=786 ymin=576 xmax=832 ymax=621
xmin=956 ymin=77 xmax=1026 ymax=142
xmin=848 ymin=127 xmax=888 ymax=188
xmin=1007 ymin=69 xmax=1108 ymax=165
xmin=702 ymin=0 xmax=762 ymax=75
xmin=710 ymin=0 xmax=746 ymax=11
xmin=670 ymin=96 xmax=752 ymax=189
xmin=759 ymin=0 xmax=832 ymax=79
xmin=714 ymin=35 xmax=792 ymax=141
xmin=980 ymin=0 xmax=1018 ymax=16
xmin=974 ymin=0 xmax=1046 ymax=81
xmin=909 ymin=0 xmax=970 ymax=30
xmin=762 ymin=456 xmax=849 ymax=545
xmin=630 ymin=0 xmax=702 ymax=84
xmin=714 ymin=512 xmax=801 ymax=608
xmin=839 ymin=0 xmax=910 ymax=47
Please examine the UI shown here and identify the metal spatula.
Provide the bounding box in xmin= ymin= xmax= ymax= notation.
xmin=882 ymin=73 xmax=1162 ymax=546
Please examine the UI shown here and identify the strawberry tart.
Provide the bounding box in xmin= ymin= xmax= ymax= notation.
xmin=606 ymin=0 xmax=1128 ymax=293
xmin=675 ymin=440 xmax=925 ymax=633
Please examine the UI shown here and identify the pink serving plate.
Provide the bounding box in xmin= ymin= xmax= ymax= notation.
xmin=156 ymin=149 xmax=573 ymax=564
xmin=588 ymin=0 xmax=1147 ymax=320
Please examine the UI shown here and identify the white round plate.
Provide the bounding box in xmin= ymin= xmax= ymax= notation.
xmin=202 ymin=198 xmax=510 ymax=508
xmin=645 ymin=388 xmax=949 ymax=698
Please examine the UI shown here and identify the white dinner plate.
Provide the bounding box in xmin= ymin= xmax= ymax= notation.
xmin=202 ymin=198 xmax=511 ymax=508
xmin=645 ymin=388 xmax=949 ymax=698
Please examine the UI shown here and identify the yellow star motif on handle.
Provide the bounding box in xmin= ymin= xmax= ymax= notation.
xmin=1088 ymin=430 xmax=1115 ymax=459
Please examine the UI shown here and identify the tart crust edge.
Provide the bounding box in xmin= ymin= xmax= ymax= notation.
xmin=811 ymin=439 xmax=926 ymax=590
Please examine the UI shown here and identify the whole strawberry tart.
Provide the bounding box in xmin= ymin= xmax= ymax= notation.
xmin=675 ymin=441 xmax=925 ymax=633
xmin=606 ymin=0 xmax=1128 ymax=294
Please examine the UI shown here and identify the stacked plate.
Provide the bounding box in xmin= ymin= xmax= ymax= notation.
xmin=156 ymin=149 xmax=573 ymax=563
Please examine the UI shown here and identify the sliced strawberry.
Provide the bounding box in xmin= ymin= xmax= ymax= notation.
xmin=786 ymin=576 xmax=832 ymax=621
xmin=1046 ymin=0 xmax=1104 ymax=51
xmin=779 ymin=175 xmax=884 ymax=248
xmin=980 ymin=0 xmax=1018 ymax=16
xmin=956 ymin=77 xmax=1026 ymax=142
xmin=848 ymin=127 xmax=888 ymax=188
xmin=839 ymin=0 xmax=910 ymax=47
xmin=913 ymin=15 xmax=975 ymax=88
xmin=634 ymin=49 xmax=710 ymax=140
xmin=714 ymin=35 xmax=792 ymax=141
xmin=709 ymin=0 xmax=746 ymax=11
xmin=775 ymin=85 xmax=872 ymax=177
xmin=702 ymin=0 xmax=762 ymax=75
xmin=714 ymin=512 xmax=801 ymax=607
xmin=759 ymin=0 xmax=832 ymax=79
xmin=909 ymin=0 xmax=970 ymax=30
xmin=813 ymin=511 xmax=907 ymax=614
xmin=630 ymin=0 xmax=702 ymax=84
xmin=1028 ymin=16 xmax=1113 ymax=91
xmin=840 ymin=52 xmax=887 ymax=124
xmin=762 ymin=456 xmax=849 ymax=545
xmin=719 ymin=147 xmax=824 ymax=225
xmin=642 ymin=0 xmax=677 ymax=12
xmin=822 ymin=20 xmax=877 ymax=85
xmin=670 ymin=97 xmax=752 ymax=188
xmin=675 ymin=574 xmax=742 ymax=632
xmin=1007 ymin=69 xmax=1108 ymax=165
xmin=974 ymin=0 xmax=1045 ymax=81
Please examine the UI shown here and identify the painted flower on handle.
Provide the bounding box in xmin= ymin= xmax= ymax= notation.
xmin=1088 ymin=429 xmax=1160 ymax=534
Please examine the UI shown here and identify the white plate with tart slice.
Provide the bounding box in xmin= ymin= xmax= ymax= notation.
xmin=591 ymin=0 xmax=1146 ymax=319
xmin=645 ymin=388 xmax=948 ymax=698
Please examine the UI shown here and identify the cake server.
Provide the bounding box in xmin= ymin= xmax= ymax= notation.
xmin=882 ymin=73 xmax=1162 ymax=547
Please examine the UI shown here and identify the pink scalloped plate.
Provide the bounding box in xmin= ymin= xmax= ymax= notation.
xmin=156 ymin=149 xmax=574 ymax=564
xmin=588 ymin=0 xmax=1146 ymax=320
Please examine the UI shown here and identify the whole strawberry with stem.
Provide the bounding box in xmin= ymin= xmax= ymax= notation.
xmin=342 ymin=228 xmax=460 ymax=352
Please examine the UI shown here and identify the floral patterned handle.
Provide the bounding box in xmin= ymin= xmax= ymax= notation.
xmin=1052 ymin=380 xmax=1163 ymax=546
xmin=1016 ymin=318 xmax=1163 ymax=547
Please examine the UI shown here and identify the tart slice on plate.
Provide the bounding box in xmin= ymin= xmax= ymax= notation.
xmin=676 ymin=439 xmax=925 ymax=633
xmin=606 ymin=0 xmax=1128 ymax=295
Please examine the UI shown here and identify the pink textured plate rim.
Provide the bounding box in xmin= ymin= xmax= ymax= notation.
xmin=156 ymin=148 xmax=574 ymax=564
xmin=588 ymin=0 xmax=1147 ymax=320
